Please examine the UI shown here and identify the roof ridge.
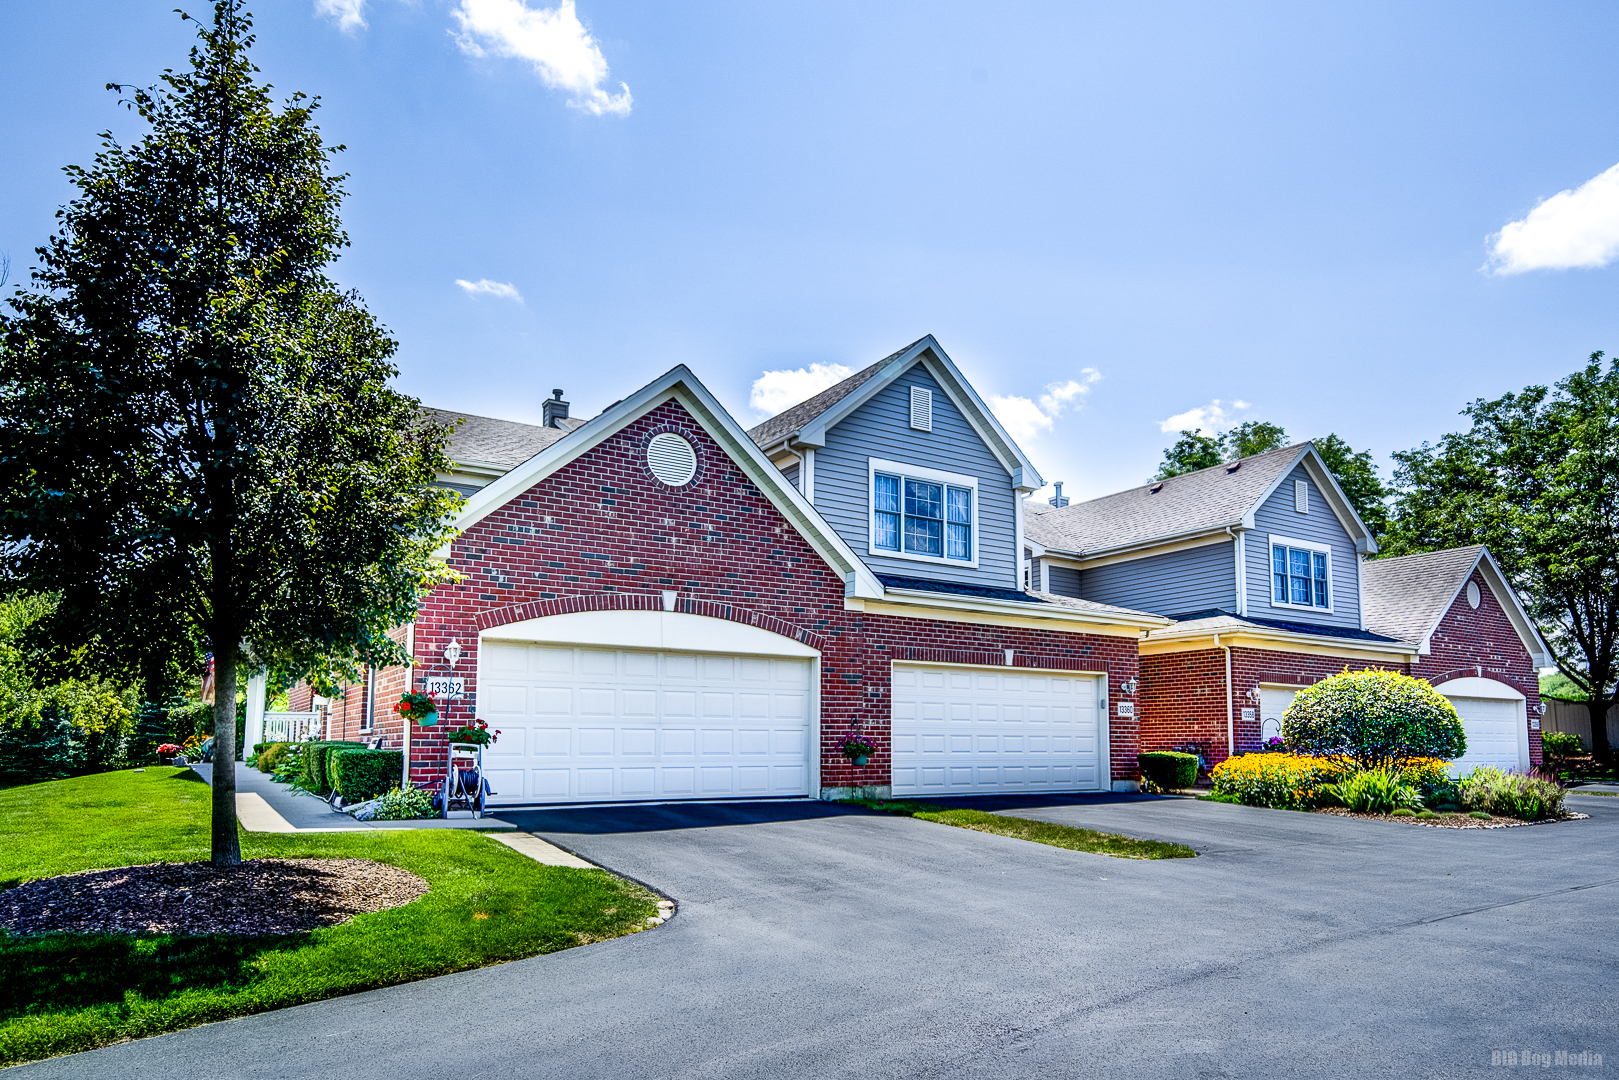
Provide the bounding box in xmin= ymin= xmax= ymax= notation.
xmin=1061 ymin=441 xmax=1312 ymax=510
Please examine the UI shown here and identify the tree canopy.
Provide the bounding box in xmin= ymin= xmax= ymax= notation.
xmin=1382 ymin=354 xmax=1619 ymax=758
xmin=0 ymin=1 xmax=458 ymax=862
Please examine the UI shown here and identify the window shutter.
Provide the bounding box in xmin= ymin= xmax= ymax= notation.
xmin=1294 ymin=479 xmax=1308 ymax=513
xmin=909 ymin=387 xmax=933 ymax=431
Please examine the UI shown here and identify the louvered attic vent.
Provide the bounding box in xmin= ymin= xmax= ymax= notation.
xmin=647 ymin=432 xmax=697 ymax=487
xmin=1294 ymin=478 xmax=1309 ymax=513
xmin=909 ymin=386 xmax=933 ymax=432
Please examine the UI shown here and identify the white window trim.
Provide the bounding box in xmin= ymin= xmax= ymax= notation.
xmin=867 ymin=457 xmax=980 ymax=568
xmin=1267 ymin=533 xmax=1334 ymax=614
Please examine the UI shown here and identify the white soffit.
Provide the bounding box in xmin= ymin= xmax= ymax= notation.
xmin=481 ymin=610 xmax=821 ymax=658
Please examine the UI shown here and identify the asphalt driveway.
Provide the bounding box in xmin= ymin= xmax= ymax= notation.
xmin=14 ymin=792 xmax=1619 ymax=1079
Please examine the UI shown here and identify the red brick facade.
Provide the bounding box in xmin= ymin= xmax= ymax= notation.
xmin=401 ymin=398 xmax=1144 ymax=792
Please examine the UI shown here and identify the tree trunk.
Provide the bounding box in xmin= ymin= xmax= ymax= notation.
xmin=211 ymin=648 xmax=242 ymax=866
xmin=1586 ymin=697 xmax=1613 ymax=761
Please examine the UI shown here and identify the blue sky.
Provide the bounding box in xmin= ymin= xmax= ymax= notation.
xmin=4 ymin=1 xmax=1617 ymax=500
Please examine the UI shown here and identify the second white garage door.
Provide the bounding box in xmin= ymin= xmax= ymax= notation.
xmin=1444 ymin=695 xmax=1528 ymax=775
xmin=477 ymin=642 xmax=813 ymax=805
xmin=891 ymin=664 xmax=1104 ymax=796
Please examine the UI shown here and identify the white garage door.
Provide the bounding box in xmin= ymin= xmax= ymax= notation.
xmin=891 ymin=664 xmax=1103 ymax=797
xmin=477 ymin=642 xmax=813 ymax=805
xmin=1259 ymin=687 xmax=1299 ymax=744
xmin=1445 ymin=696 xmax=1526 ymax=775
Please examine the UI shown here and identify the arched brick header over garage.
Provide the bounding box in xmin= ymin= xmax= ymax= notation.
xmin=474 ymin=592 xmax=828 ymax=651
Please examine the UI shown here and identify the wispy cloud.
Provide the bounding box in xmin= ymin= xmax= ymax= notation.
xmin=455 ymin=278 xmax=524 ymax=302
xmin=989 ymin=370 xmax=1102 ymax=443
xmin=451 ymin=0 xmax=632 ymax=116
xmin=1158 ymin=398 xmax=1250 ymax=434
xmin=1488 ymin=162 xmax=1619 ymax=274
xmin=315 ymin=0 xmax=368 ymax=32
xmin=749 ymin=362 xmax=853 ymax=419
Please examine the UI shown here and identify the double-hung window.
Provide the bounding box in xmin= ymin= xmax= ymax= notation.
xmin=1270 ymin=538 xmax=1330 ymax=610
xmin=870 ymin=460 xmax=976 ymax=564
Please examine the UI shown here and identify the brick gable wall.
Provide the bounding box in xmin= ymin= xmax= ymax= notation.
xmin=1412 ymin=567 xmax=1542 ymax=765
xmin=408 ymin=398 xmax=1144 ymax=791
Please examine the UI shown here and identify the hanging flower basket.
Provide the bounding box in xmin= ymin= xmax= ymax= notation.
xmin=444 ymin=719 xmax=499 ymax=747
xmin=841 ymin=736 xmax=875 ymax=767
xmin=396 ymin=692 xmax=439 ymax=726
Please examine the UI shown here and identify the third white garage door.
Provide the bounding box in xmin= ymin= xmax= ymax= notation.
xmin=1444 ymin=694 xmax=1529 ymax=775
xmin=890 ymin=664 xmax=1104 ymax=797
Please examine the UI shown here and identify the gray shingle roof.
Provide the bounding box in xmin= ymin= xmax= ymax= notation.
xmin=421 ymin=407 xmax=585 ymax=469
xmin=1361 ymin=546 xmax=1484 ymax=645
xmin=745 ymin=338 xmax=925 ymax=448
xmin=1024 ymin=443 xmax=1310 ymax=555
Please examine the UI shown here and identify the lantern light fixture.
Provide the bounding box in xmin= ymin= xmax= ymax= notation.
xmin=444 ymin=639 xmax=463 ymax=669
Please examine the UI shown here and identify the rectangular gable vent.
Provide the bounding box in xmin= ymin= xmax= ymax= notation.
xmin=909 ymin=386 xmax=933 ymax=432
xmin=1294 ymin=478 xmax=1309 ymax=513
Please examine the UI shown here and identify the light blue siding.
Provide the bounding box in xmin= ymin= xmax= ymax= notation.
xmin=1045 ymin=561 xmax=1081 ymax=596
xmin=780 ymin=460 xmax=800 ymax=489
xmin=1074 ymin=541 xmax=1236 ymax=615
xmin=1245 ymin=464 xmax=1361 ymax=629
xmin=814 ymin=364 xmax=1017 ymax=588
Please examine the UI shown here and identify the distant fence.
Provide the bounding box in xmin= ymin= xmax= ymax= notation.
xmin=1542 ymin=698 xmax=1619 ymax=753
xmin=262 ymin=711 xmax=323 ymax=744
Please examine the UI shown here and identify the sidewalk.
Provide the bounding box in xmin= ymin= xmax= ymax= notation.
xmin=191 ymin=761 xmax=518 ymax=832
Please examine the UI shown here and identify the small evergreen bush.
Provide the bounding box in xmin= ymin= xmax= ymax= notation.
xmin=330 ymin=748 xmax=403 ymax=802
xmin=299 ymin=740 xmax=363 ymax=795
xmin=256 ymin=741 xmax=292 ymax=774
xmin=1138 ymin=751 xmax=1199 ymax=791
xmin=1284 ymin=669 xmax=1466 ymax=771
xmin=1540 ymin=731 xmax=1584 ymax=757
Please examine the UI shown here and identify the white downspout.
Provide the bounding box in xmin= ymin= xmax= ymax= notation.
xmin=1215 ymin=633 xmax=1233 ymax=763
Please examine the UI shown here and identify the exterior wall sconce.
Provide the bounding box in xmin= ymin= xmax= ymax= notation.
xmin=1120 ymin=677 xmax=1139 ymax=696
xmin=444 ymin=639 xmax=463 ymax=669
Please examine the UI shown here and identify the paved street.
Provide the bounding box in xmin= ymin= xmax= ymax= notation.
xmin=14 ymin=793 xmax=1619 ymax=1079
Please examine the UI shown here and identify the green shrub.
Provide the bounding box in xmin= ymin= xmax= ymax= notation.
xmin=1391 ymin=808 xmax=1416 ymax=817
xmin=331 ymin=749 xmax=403 ymax=802
xmin=298 ymin=740 xmax=363 ymax=795
xmin=255 ymin=741 xmax=291 ymax=774
xmin=1138 ymin=751 xmax=1199 ymax=791
xmin=1541 ymin=731 xmax=1584 ymax=757
xmin=1284 ymin=669 xmax=1466 ymax=770
xmin=1209 ymin=753 xmax=1346 ymax=809
xmin=1461 ymin=767 xmax=1566 ymax=820
xmin=1319 ymin=768 xmax=1424 ymax=814
xmin=371 ymin=785 xmax=437 ymax=820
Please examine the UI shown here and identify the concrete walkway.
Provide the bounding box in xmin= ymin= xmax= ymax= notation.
xmin=191 ymin=761 xmax=518 ymax=832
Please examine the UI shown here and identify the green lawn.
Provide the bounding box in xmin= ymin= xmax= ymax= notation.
xmin=852 ymin=800 xmax=1196 ymax=860
xmin=0 ymin=768 xmax=659 ymax=1067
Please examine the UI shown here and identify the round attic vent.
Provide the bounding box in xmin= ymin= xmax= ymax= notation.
xmin=1466 ymin=581 xmax=1481 ymax=609
xmin=647 ymin=432 xmax=697 ymax=487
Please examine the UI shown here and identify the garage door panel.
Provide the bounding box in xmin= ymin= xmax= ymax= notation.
xmin=893 ymin=663 xmax=1103 ymax=796
xmin=1446 ymin=696 xmax=1525 ymax=775
xmin=482 ymin=645 xmax=814 ymax=805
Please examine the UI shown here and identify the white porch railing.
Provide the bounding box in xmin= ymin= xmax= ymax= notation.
xmin=262 ymin=711 xmax=324 ymax=744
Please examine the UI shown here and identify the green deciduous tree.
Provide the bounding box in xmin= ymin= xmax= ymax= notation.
xmin=1313 ymin=433 xmax=1391 ymax=538
xmin=0 ymin=2 xmax=457 ymax=863
xmin=1382 ymin=354 xmax=1619 ymax=759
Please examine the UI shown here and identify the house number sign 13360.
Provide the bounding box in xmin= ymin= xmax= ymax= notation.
xmin=423 ymin=677 xmax=466 ymax=698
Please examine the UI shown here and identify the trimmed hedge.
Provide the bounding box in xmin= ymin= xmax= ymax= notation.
xmin=331 ymin=749 xmax=404 ymax=802
xmin=255 ymin=742 xmax=292 ymax=774
xmin=299 ymin=741 xmax=363 ymax=795
xmin=1138 ymin=751 xmax=1199 ymax=791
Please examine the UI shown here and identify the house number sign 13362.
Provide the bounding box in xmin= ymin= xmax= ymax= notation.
xmin=423 ymin=676 xmax=466 ymax=698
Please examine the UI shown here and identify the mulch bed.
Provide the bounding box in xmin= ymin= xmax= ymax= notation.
xmin=0 ymin=859 xmax=429 ymax=936
xmin=1313 ymin=808 xmax=1589 ymax=829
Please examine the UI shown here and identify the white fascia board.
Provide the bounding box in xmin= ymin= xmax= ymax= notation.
xmin=436 ymin=365 xmax=885 ymax=599
xmin=879 ymin=586 xmax=1170 ymax=631
xmin=1148 ymin=621 xmax=1418 ymax=659
xmin=1055 ymin=524 xmax=1239 ymax=566
xmin=795 ymin=336 xmax=1045 ymax=491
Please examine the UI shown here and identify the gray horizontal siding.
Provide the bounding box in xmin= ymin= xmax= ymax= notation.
xmin=1046 ymin=562 xmax=1081 ymax=596
xmin=1076 ymin=540 xmax=1236 ymax=615
xmin=1246 ymin=463 xmax=1361 ymax=629
xmin=815 ymin=364 xmax=1017 ymax=588
xmin=780 ymin=460 xmax=800 ymax=489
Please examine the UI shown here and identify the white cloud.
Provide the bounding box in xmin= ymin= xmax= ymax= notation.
xmin=451 ymin=0 xmax=632 ymax=116
xmin=315 ymin=0 xmax=368 ymax=32
xmin=989 ymin=369 xmax=1101 ymax=443
xmin=1158 ymin=398 xmax=1250 ymax=434
xmin=1488 ymin=162 xmax=1619 ymax=274
xmin=455 ymin=278 xmax=524 ymax=302
xmin=750 ymin=362 xmax=854 ymax=418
